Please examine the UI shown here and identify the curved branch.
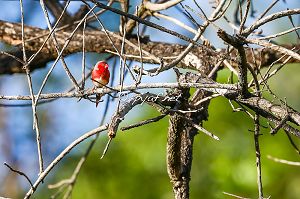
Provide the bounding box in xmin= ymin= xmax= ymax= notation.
xmin=243 ymin=9 xmax=300 ymax=36
xmin=24 ymin=124 xmax=108 ymax=199
xmin=144 ymin=0 xmax=183 ymax=11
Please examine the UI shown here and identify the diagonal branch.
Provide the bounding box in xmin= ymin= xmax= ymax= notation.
xmin=236 ymin=96 xmax=300 ymax=127
xmin=24 ymin=124 xmax=109 ymax=199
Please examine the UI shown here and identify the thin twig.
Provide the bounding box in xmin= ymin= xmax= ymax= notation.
xmin=148 ymin=0 xmax=228 ymax=75
xmin=244 ymin=38 xmax=300 ymax=62
xmin=121 ymin=114 xmax=167 ymax=131
xmin=270 ymin=115 xmax=289 ymax=135
xmin=24 ymin=0 xmax=74 ymax=69
xmin=287 ymin=11 xmax=300 ymax=40
xmin=179 ymin=115 xmax=220 ymax=140
xmin=267 ymin=155 xmax=300 ymax=166
xmin=90 ymin=0 xmax=202 ymax=46
xmin=81 ymin=18 xmax=87 ymax=90
xmin=257 ymin=26 xmax=300 ymax=40
xmin=223 ymin=192 xmax=251 ymax=199
xmin=20 ymin=0 xmax=44 ymax=175
xmin=153 ymin=12 xmax=198 ymax=34
xmin=100 ymin=137 xmax=112 ymax=159
xmin=24 ymin=124 xmax=109 ymax=198
xmin=243 ymin=9 xmax=300 ymax=36
xmin=254 ymin=114 xmax=264 ymax=199
xmin=239 ymin=0 xmax=251 ymax=34
xmin=4 ymin=162 xmax=34 ymax=190
xmin=136 ymin=5 xmax=144 ymax=85
xmin=285 ymin=130 xmax=300 ymax=155
xmin=238 ymin=0 xmax=243 ymax=25
xmin=144 ymin=0 xmax=183 ymax=11
xmin=82 ymin=0 xmax=137 ymax=81
xmin=257 ymin=0 xmax=280 ymax=21
xmin=0 ymin=51 xmax=24 ymax=64
xmin=113 ymin=22 xmax=129 ymax=121
xmin=23 ymin=0 xmax=114 ymax=45
xmin=260 ymin=46 xmax=298 ymax=84
xmin=40 ymin=0 xmax=80 ymax=90
xmin=34 ymin=4 xmax=98 ymax=106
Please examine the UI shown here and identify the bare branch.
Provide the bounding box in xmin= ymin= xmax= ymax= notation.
xmin=243 ymin=9 xmax=300 ymax=36
xmin=245 ymin=38 xmax=300 ymax=62
xmin=4 ymin=162 xmax=34 ymax=190
xmin=20 ymin=0 xmax=44 ymax=175
xmin=267 ymin=155 xmax=300 ymax=166
xmin=108 ymin=93 xmax=175 ymax=138
xmin=121 ymin=114 xmax=167 ymax=131
xmin=144 ymin=0 xmax=183 ymax=11
xmin=24 ymin=124 xmax=109 ymax=198
xmin=223 ymin=192 xmax=251 ymax=199
xmin=1 ymin=20 xmax=300 ymax=75
xmin=253 ymin=114 xmax=264 ymax=199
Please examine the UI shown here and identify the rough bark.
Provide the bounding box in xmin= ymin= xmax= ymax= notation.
xmin=0 ymin=20 xmax=299 ymax=75
xmin=167 ymin=69 xmax=213 ymax=198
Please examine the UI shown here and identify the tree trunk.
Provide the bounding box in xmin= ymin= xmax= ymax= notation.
xmin=166 ymin=70 xmax=212 ymax=199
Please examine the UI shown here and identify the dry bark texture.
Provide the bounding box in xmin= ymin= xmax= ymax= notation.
xmin=0 ymin=20 xmax=299 ymax=75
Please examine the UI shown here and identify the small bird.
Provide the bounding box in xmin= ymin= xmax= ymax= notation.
xmin=91 ymin=61 xmax=110 ymax=107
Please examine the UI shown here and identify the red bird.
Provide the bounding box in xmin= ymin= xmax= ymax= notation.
xmin=91 ymin=61 xmax=110 ymax=107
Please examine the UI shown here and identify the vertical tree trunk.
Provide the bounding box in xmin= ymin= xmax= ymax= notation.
xmin=166 ymin=68 xmax=213 ymax=199
xmin=167 ymin=113 xmax=197 ymax=199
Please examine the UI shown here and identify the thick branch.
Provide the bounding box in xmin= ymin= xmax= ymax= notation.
xmin=237 ymin=96 xmax=300 ymax=127
xmin=108 ymin=93 xmax=175 ymax=138
xmin=167 ymin=68 xmax=215 ymax=199
xmin=167 ymin=87 xmax=194 ymax=199
xmin=0 ymin=20 xmax=299 ymax=75
xmin=217 ymin=29 xmax=249 ymax=96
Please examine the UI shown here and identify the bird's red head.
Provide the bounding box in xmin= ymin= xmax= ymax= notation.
xmin=91 ymin=61 xmax=110 ymax=88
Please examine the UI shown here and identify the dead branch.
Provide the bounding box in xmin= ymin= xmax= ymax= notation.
xmin=0 ymin=20 xmax=299 ymax=75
